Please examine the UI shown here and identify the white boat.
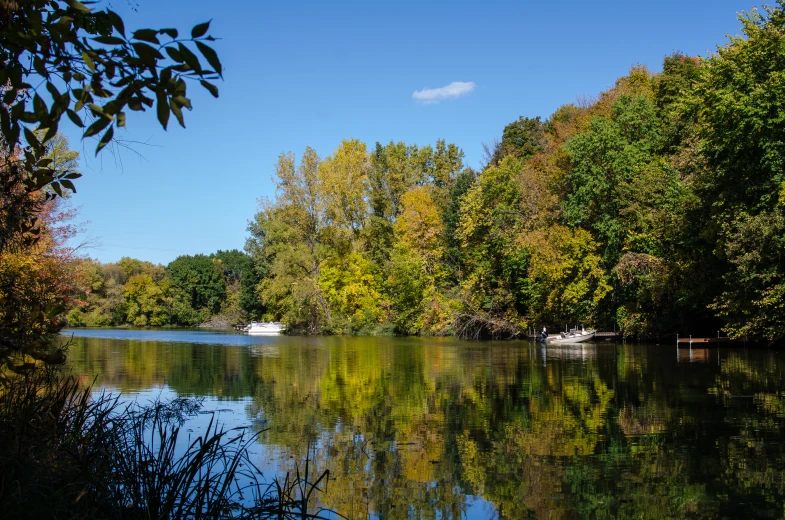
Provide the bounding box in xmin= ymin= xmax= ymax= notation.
xmin=543 ymin=328 xmax=596 ymax=345
xmin=244 ymin=321 xmax=286 ymax=335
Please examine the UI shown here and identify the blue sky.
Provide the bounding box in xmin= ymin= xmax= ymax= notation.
xmin=67 ymin=0 xmax=757 ymax=265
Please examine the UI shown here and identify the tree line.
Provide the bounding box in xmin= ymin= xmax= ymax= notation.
xmin=58 ymin=4 xmax=785 ymax=341
xmin=244 ymin=4 xmax=785 ymax=342
xmin=66 ymin=251 xmax=263 ymax=327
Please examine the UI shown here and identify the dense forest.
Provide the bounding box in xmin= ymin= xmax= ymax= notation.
xmin=65 ymin=251 xmax=262 ymax=327
xmin=64 ymin=4 xmax=785 ymax=342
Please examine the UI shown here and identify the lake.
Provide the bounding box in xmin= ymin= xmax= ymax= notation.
xmin=62 ymin=329 xmax=785 ymax=519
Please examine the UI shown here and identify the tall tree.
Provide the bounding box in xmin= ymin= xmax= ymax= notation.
xmin=166 ymin=254 xmax=225 ymax=315
xmin=248 ymin=149 xmax=332 ymax=332
xmin=693 ymin=2 xmax=785 ymax=341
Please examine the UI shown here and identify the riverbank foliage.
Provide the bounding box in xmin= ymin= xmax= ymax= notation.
xmin=66 ymin=251 xmax=263 ymax=328
xmin=242 ymin=3 xmax=785 ymax=342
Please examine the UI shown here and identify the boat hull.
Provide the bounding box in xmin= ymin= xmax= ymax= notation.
xmin=244 ymin=322 xmax=286 ymax=335
xmin=544 ymin=330 xmax=596 ymax=345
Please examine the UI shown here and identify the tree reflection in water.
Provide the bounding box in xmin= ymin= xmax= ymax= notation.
xmin=66 ymin=332 xmax=785 ymax=519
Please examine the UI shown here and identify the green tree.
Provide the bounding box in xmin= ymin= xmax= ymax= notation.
xmin=319 ymin=251 xmax=384 ymax=332
xmin=563 ymin=95 xmax=662 ymax=268
xmin=212 ymin=249 xmax=263 ymax=319
xmin=1 ymin=1 xmax=222 ymax=240
xmin=489 ymin=116 xmax=547 ymax=165
xmin=0 ymin=2 xmax=222 ymax=363
xmin=366 ymin=141 xmax=432 ymax=265
xmin=318 ymin=139 xmax=371 ymax=248
xmin=248 ymin=149 xmax=331 ymax=332
xmin=456 ymin=156 xmax=530 ymax=336
xmin=123 ymin=274 xmax=169 ymax=326
xmin=690 ymin=3 xmax=785 ymax=341
xmin=166 ymin=254 xmax=226 ymax=316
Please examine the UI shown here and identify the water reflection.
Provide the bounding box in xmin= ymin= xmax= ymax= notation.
xmin=65 ymin=331 xmax=785 ymax=518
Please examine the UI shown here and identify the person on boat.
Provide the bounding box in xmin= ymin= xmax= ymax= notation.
xmin=539 ymin=327 xmax=548 ymax=341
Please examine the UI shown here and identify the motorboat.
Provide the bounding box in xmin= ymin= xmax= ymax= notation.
xmin=537 ymin=327 xmax=596 ymax=345
xmin=243 ymin=321 xmax=286 ymax=335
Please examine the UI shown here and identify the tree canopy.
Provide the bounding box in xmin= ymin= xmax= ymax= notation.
xmin=0 ymin=1 xmax=223 ymax=367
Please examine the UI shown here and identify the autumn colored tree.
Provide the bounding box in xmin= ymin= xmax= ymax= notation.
xmin=0 ymin=2 xmax=223 ymax=365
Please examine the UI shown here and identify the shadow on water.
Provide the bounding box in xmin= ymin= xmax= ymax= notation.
xmin=64 ymin=330 xmax=785 ymax=519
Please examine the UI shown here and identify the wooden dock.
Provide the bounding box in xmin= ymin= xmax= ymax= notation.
xmin=677 ymin=336 xmax=741 ymax=345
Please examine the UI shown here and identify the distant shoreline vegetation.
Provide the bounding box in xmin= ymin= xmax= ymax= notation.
xmin=68 ymin=5 xmax=785 ymax=343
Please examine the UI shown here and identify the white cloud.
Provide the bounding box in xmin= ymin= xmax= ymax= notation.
xmin=412 ymin=81 xmax=476 ymax=104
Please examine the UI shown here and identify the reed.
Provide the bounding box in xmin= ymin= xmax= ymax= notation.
xmin=0 ymin=369 xmax=336 ymax=519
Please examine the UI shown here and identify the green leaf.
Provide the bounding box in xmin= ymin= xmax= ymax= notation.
xmin=160 ymin=28 xmax=178 ymax=38
xmin=23 ymin=126 xmax=40 ymax=150
xmin=45 ymin=82 xmax=61 ymax=100
xmin=191 ymin=20 xmax=211 ymax=39
xmin=172 ymin=95 xmax=192 ymax=110
xmin=56 ymin=15 xmax=74 ymax=27
xmin=20 ymin=111 xmax=37 ymax=124
xmin=42 ymin=121 xmax=58 ymax=143
xmin=51 ymin=182 xmax=63 ymax=197
xmin=92 ymin=35 xmax=126 ymax=45
xmin=133 ymin=29 xmax=160 ymax=44
xmin=165 ymin=46 xmax=184 ymax=62
xmin=156 ymin=89 xmax=169 ymax=130
xmin=160 ymin=67 xmax=173 ymax=85
xmin=169 ymin=99 xmax=185 ymax=128
xmin=60 ymin=179 xmax=77 ymax=193
xmin=83 ymin=116 xmax=111 ymax=138
xmin=200 ymin=80 xmax=219 ymax=98
xmin=95 ymin=126 xmax=114 ymax=155
xmin=117 ymin=112 xmax=126 ymax=127
xmin=87 ymin=104 xmax=106 ymax=117
xmin=106 ymin=10 xmax=125 ymax=37
xmin=177 ymin=43 xmax=202 ymax=73
xmin=82 ymin=51 xmax=95 ymax=72
xmin=53 ymin=92 xmax=70 ymax=114
xmin=66 ymin=0 xmax=92 ymax=14
xmin=64 ymin=172 xmax=82 ymax=180
xmin=33 ymin=94 xmax=48 ymax=119
xmin=195 ymin=41 xmax=222 ymax=76
xmin=132 ymin=42 xmax=164 ymax=68
xmin=33 ymin=56 xmax=47 ymax=77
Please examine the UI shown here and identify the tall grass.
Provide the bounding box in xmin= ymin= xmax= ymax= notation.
xmin=0 ymin=369 xmax=336 ymax=519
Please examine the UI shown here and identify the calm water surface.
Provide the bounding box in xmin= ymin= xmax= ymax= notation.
xmin=62 ymin=329 xmax=785 ymax=519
